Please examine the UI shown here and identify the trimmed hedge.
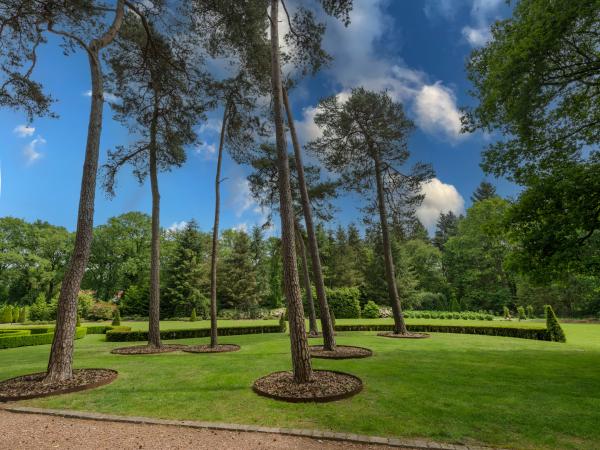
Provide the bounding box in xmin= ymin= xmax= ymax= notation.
xmin=0 ymin=327 xmax=87 ymax=349
xmin=327 ymin=287 xmax=361 ymax=318
xmin=84 ymin=325 xmax=131 ymax=335
xmin=334 ymin=324 xmax=553 ymax=341
xmin=0 ymin=330 xmax=30 ymax=337
xmin=545 ymin=305 xmax=566 ymax=343
xmin=106 ymin=325 xmax=281 ymax=342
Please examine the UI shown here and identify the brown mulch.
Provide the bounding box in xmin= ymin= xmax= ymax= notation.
xmin=253 ymin=370 xmax=362 ymax=403
xmin=0 ymin=369 xmax=117 ymax=402
xmin=182 ymin=344 xmax=240 ymax=353
xmin=110 ymin=344 xmax=188 ymax=355
xmin=377 ymin=332 xmax=431 ymax=339
xmin=309 ymin=345 xmax=373 ymax=359
xmin=0 ymin=410 xmax=395 ymax=450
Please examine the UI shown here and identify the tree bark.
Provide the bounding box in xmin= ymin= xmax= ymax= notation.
xmin=45 ymin=2 xmax=125 ymax=383
xmin=295 ymin=221 xmax=318 ymax=336
xmin=270 ymin=0 xmax=312 ymax=383
xmin=209 ymin=105 xmax=229 ymax=348
xmin=147 ymin=96 xmax=161 ymax=348
xmin=283 ymin=87 xmax=336 ymax=350
xmin=373 ymin=152 xmax=408 ymax=335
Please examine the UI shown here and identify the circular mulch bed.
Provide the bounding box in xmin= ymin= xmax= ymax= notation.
xmin=377 ymin=331 xmax=431 ymax=339
xmin=182 ymin=344 xmax=240 ymax=354
xmin=253 ymin=370 xmax=362 ymax=403
xmin=0 ymin=369 xmax=117 ymax=402
xmin=309 ymin=345 xmax=372 ymax=359
xmin=110 ymin=344 xmax=188 ymax=355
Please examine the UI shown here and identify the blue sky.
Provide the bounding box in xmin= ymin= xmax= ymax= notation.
xmin=0 ymin=0 xmax=517 ymax=236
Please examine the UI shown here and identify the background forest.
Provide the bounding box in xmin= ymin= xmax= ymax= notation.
xmin=2 ymin=179 xmax=598 ymax=321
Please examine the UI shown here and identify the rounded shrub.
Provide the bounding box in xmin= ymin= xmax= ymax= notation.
xmin=326 ymin=287 xmax=361 ymax=318
xmin=517 ymin=305 xmax=526 ymax=321
xmin=362 ymin=301 xmax=380 ymax=318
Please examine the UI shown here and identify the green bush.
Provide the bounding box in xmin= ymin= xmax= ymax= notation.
xmin=526 ymin=305 xmax=534 ymax=319
xmin=106 ymin=325 xmax=281 ymax=342
xmin=517 ymin=305 xmax=526 ymax=321
xmin=503 ymin=306 xmax=511 ymax=319
xmin=545 ymin=305 xmax=566 ymax=343
xmin=0 ymin=327 xmax=87 ymax=349
xmin=190 ymin=308 xmax=197 ymax=322
xmin=334 ymin=323 xmax=550 ymax=341
xmin=78 ymin=291 xmax=95 ymax=318
xmin=326 ymin=287 xmax=361 ymax=318
xmin=362 ymin=301 xmax=380 ymax=318
xmin=29 ymin=295 xmax=51 ymax=321
xmin=330 ymin=310 xmax=336 ymax=327
xmin=76 ymin=315 xmax=81 ymax=327
xmin=84 ymin=325 xmax=131 ymax=334
xmin=18 ymin=307 xmax=26 ymax=323
xmin=1 ymin=306 xmax=12 ymax=324
xmin=279 ymin=313 xmax=286 ymax=333
xmin=112 ymin=308 xmax=121 ymax=326
xmin=88 ymin=302 xmax=114 ymax=320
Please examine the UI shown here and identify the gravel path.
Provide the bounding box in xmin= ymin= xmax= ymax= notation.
xmin=0 ymin=409 xmax=397 ymax=450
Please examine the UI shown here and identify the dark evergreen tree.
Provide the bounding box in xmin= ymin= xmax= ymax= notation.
xmin=471 ymin=181 xmax=497 ymax=203
xmin=433 ymin=211 xmax=460 ymax=251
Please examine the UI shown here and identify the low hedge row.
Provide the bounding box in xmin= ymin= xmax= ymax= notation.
xmin=0 ymin=327 xmax=87 ymax=349
xmin=0 ymin=330 xmax=31 ymax=337
xmin=334 ymin=324 xmax=552 ymax=341
xmin=84 ymin=325 xmax=131 ymax=335
xmin=106 ymin=325 xmax=281 ymax=342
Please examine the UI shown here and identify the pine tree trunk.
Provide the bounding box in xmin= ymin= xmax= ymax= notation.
xmin=270 ymin=0 xmax=312 ymax=383
xmin=210 ymin=105 xmax=228 ymax=348
xmin=283 ymin=87 xmax=336 ymax=351
xmin=45 ymin=3 xmax=125 ymax=382
xmin=295 ymin=222 xmax=318 ymax=336
xmin=148 ymin=98 xmax=161 ymax=348
xmin=373 ymin=152 xmax=408 ymax=335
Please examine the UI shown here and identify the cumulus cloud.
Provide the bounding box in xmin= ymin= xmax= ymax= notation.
xmin=228 ymin=176 xmax=255 ymax=218
xmin=13 ymin=125 xmax=35 ymax=137
xmin=83 ymin=90 xmax=119 ymax=103
xmin=414 ymin=82 xmax=463 ymax=139
xmin=23 ymin=136 xmax=46 ymax=164
xmin=462 ymin=0 xmax=504 ymax=47
xmin=293 ymin=0 xmax=464 ymax=142
xmin=232 ymin=222 xmax=248 ymax=233
xmin=416 ymin=178 xmax=465 ymax=231
xmin=168 ymin=220 xmax=188 ymax=232
xmin=195 ymin=142 xmax=217 ymax=159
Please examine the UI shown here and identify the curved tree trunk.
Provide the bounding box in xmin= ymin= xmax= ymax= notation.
xmin=45 ymin=2 xmax=125 ymax=383
xmin=209 ymin=105 xmax=229 ymax=348
xmin=148 ymin=97 xmax=161 ymax=348
xmin=283 ymin=87 xmax=336 ymax=350
xmin=270 ymin=0 xmax=312 ymax=383
xmin=295 ymin=221 xmax=318 ymax=336
xmin=373 ymin=152 xmax=408 ymax=335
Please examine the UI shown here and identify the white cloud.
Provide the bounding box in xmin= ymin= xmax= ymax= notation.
xmin=232 ymin=222 xmax=248 ymax=233
xmin=83 ymin=90 xmax=119 ymax=103
xmin=199 ymin=118 xmax=223 ymax=135
xmin=195 ymin=142 xmax=217 ymax=158
xmin=168 ymin=220 xmax=188 ymax=232
xmin=293 ymin=0 xmax=464 ymax=142
xmin=461 ymin=26 xmax=491 ymax=47
xmin=414 ymin=82 xmax=463 ymax=140
xmin=13 ymin=125 xmax=35 ymax=137
xmin=228 ymin=176 xmax=255 ymax=217
xmin=23 ymin=136 xmax=46 ymax=164
xmin=416 ymin=178 xmax=465 ymax=230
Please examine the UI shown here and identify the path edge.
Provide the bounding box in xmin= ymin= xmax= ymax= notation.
xmin=2 ymin=405 xmax=503 ymax=450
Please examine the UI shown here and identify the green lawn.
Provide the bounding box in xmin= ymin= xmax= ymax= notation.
xmin=0 ymin=322 xmax=598 ymax=449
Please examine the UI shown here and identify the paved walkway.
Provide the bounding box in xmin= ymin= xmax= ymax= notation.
xmin=0 ymin=406 xmax=497 ymax=450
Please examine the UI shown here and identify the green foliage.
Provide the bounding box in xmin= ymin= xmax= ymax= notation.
xmin=106 ymin=325 xmax=281 ymax=342
xmin=545 ymin=305 xmax=566 ymax=343
xmin=17 ymin=307 xmax=26 ymax=323
xmin=527 ymin=305 xmax=535 ymax=318
xmin=450 ymin=297 xmax=461 ymax=312
xmin=517 ymin=306 xmax=526 ymax=321
xmin=1 ymin=306 xmax=12 ymax=324
xmin=190 ymin=308 xmax=197 ymax=322
xmin=0 ymin=327 xmax=87 ymax=349
xmin=112 ymin=308 xmax=121 ymax=326
xmin=88 ymin=302 xmax=114 ymax=321
xmin=403 ymin=310 xmax=494 ymax=321
xmin=471 ymin=181 xmax=497 ymax=203
xmin=279 ymin=313 xmax=286 ymax=333
xmin=326 ymin=287 xmax=361 ymax=318
xmin=120 ymin=283 xmax=149 ymax=317
xmin=29 ymin=294 xmax=51 ymax=321
xmin=330 ymin=310 xmax=336 ymax=327
xmin=362 ymin=300 xmax=380 ymax=319
xmin=503 ymin=306 xmax=511 ymax=319
xmin=76 ymin=315 xmax=81 ymax=327
xmin=334 ymin=324 xmax=551 ymax=341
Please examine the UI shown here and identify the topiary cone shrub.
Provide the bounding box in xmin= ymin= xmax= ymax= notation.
xmin=526 ymin=304 xmax=534 ymax=319
xmin=517 ymin=305 xmax=526 ymax=321
xmin=545 ymin=305 xmax=566 ymax=343
xmin=1 ymin=307 xmax=12 ymax=324
xmin=76 ymin=314 xmax=81 ymax=327
xmin=18 ymin=307 xmax=26 ymax=323
xmin=279 ymin=312 xmax=287 ymax=333
xmin=503 ymin=305 xmax=511 ymax=320
xmin=190 ymin=308 xmax=197 ymax=322
xmin=112 ymin=308 xmax=121 ymax=326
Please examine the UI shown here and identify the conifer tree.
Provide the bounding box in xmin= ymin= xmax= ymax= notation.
xmin=471 ymin=181 xmax=497 ymax=203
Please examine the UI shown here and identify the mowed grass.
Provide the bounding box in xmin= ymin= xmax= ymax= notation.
xmin=0 ymin=322 xmax=599 ymax=449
